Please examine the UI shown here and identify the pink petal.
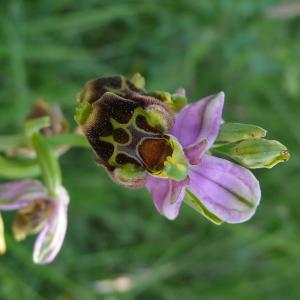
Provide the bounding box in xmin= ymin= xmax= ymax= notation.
xmin=172 ymin=92 xmax=224 ymax=156
xmin=33 ymin=187 xmax=69 ymax=264
xmin=188 ymin=156 xmax=261 ymax=223
xmin=0 ymin=180 xmax=46 ymax=210
xmin=183 ymin=139 xmax=208 ymax=165
xmin=146 ymin=176 xmax=190 ymax=220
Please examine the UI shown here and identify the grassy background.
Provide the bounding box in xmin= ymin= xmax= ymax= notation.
xmin=0 ymin=0 xmax=299 ymax=299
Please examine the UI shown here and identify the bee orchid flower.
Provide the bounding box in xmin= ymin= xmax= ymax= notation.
xmin=76 ymin=75 xmax=289 ymax=225
xmin=0 ymin=179 xmax=69 ymax=264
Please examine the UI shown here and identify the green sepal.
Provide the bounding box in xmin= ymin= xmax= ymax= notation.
xmin=184 ymin=189 xmax=223 ymax=225
xmin=0 ymin=155 xmax=40 ymax=179
xmin=74 ymin=102 xmax=92 ymax=125
xmin=31 ymin=133 xmax=62 ymax=196
xmin=214 ymin=138 xmax=290 ymax=169
xmin=215 ymin=122 xmax=267 ymax=145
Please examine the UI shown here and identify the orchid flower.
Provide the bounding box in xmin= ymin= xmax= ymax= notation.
xmin=0 ymin=179 xmax=69 ymax=264
xmin=75 ymin=74 xmax=289 ymax=225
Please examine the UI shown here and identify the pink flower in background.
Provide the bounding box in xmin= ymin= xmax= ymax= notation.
xmin=0 ymin=180 xmax=69 ymax=264
xmin=146 ymin=92 xmax=261 ymax=222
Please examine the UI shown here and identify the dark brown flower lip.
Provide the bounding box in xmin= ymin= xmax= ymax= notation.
xmin=77 ymin=75 xmax=184 ymax=188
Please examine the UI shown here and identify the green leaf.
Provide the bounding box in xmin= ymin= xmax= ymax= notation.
xmin=184 ymin=190 xmax=223 ymax=225
xmin=215 ymin=123 xmax=267 ymax=145
xmin=0 ymin=155 xmax=40 ymax=179
xmin=31 ymin=133 xmax=62 ymax=196
xmin=214 ymin=139 xmax=290 ymax=169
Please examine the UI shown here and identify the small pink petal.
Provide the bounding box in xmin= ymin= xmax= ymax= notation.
xmin=146 ymin=176 xmax=190 ymax=220
xmin=184 ymin=139 xmax=208 ymax=165
xmin=172 ymin=92 xmax=224 ymax=155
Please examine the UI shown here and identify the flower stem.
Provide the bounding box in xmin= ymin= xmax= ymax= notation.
xmin=47 ymin=133 xmax=89 ymax=148
xmin=31 ymin=133 xmax=62 ymax=196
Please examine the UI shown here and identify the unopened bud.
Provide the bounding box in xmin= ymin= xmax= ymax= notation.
xmin=216 ymin=123 xmax=267 ymax=144
xmin=215 ymin=138 xmax=290 ymax=169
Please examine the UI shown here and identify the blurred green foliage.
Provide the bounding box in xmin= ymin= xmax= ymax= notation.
xmin=0 ymin=0 xmax=299 ymax=299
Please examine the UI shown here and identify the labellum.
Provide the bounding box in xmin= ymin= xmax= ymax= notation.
xmin=13 ymin=199 xmax=54 ymax=241
xmin=76 ymin=76 xmax=188 ymax=188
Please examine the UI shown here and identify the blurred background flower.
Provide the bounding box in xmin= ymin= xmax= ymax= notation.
xmin=0 ymin=1 xmax=298 ymax=299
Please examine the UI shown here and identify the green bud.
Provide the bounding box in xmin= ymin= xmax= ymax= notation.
xmin=216 ymin=123 xmax=267 ymax=145
xmin=215 ymin=139 xmax=290 ymax=169
xmin=184 ymin=190 xmax=223 ymax=225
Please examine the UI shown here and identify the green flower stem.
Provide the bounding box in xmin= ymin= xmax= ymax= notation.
xmin=0 ymin=132 xmax=89 ymax=152
xmin=31 ymin=133 xmax=62 ymax=197
xmin=47 ymin=133 xmax=89 ymax=148
xmin=0 ymin=155 xmax=40 ymax=179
